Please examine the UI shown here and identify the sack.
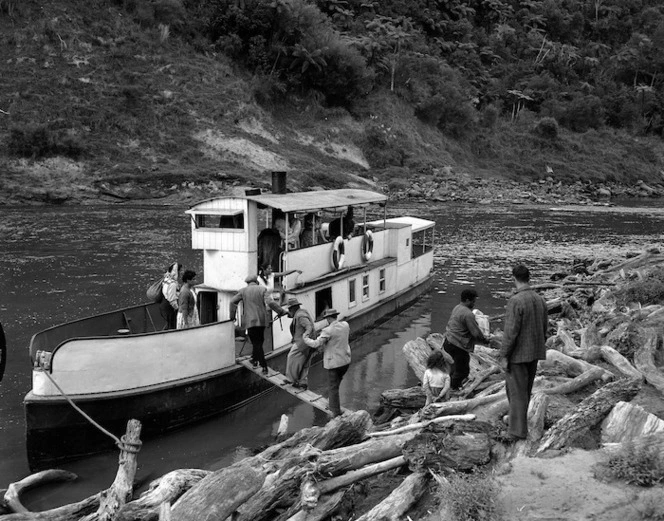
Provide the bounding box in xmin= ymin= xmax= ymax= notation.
xmin=472 ymin=308 xmax=491 ymax=337
xmin=146 ymin=277 xmax=164 ymax=303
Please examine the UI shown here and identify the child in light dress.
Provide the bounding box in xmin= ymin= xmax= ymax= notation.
xmin=423 ymin=350 xmax=452 ymax=406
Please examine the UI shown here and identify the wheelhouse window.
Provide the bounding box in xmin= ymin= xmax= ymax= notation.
xmin=412 ymin=226 xmax=434 ymax=258
xmin=379 ymin=268 xmax=386 ymax=293
xmin=348 ymin=279 xmax=357 ymax=308
xmin=362 ymin=274 xmax=369 ymax=301
xmin=194 ymin=210 xmax=244 ymax=230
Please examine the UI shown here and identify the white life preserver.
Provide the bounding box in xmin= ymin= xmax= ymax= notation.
xmin=331 ymin=236 xmax=346 ymax=270
xmin=361 ymin=230 xmax=374 ymax=261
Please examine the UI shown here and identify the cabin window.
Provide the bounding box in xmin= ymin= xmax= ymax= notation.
xmin=379 ymin=268 xmax=386 ymax=293
xmin=362 ymin=274 xmax=369 ymax=301
xmin=194 ymin=211 xmax=244 ymax=230
xmin=411 ymin=227 xmax=434 ymax=258
xmin=348 ymin=279 xmax=357 ymax=308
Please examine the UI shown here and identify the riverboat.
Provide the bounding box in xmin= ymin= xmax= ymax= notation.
xmin=24 ymin=173 xmax=435 ymax=469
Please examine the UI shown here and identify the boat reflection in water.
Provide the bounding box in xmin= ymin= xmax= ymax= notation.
xmin=24 ymin=173 xmax=435 ymax=469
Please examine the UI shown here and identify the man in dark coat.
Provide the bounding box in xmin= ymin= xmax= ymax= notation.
xmin=500 ymin=264 xmax=549 ymax=440
xmin=230 ymin=275 xmax=285 ymax=374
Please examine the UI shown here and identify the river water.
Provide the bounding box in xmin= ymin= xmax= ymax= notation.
xmin=0 ymin=201 xmax=663 ymax=509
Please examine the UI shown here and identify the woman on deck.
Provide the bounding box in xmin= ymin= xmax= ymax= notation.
xmin=176 ymin=270 xmax=200 ymax=329
xmin=160 ymin=262 xmax=181 ymax=330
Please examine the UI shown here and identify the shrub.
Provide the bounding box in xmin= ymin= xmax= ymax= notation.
xmin=440 ymin=471 xmax=503 ymax=521
xmin=7 ymin=125 xmax=85 ymax=159
xmin=602 ymin=438 xmax=664 ymax=487
xmin=534 ymin=117 xmax=559 ymax=139
xmin=613 ymin=266 xmax=664 ymax=308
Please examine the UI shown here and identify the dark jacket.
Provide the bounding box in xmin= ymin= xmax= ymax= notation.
xmin=500 ymin=286 xmax=548 ymax=363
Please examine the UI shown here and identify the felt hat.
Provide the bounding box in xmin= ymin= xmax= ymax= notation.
xmin=286 ymin=297 xmax=302 ymax=308
xmin=245 ymin=275 xmax=258 ymax=283
xmin=323 ymin=308 xmax=339 ymax=319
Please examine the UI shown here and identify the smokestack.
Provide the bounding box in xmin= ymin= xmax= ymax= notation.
xmin=272 ymin=171 xmax=287 ymax=194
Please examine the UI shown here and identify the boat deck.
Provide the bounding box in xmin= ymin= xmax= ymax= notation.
xmin=237 ymin=358 xmax=348 ymax=417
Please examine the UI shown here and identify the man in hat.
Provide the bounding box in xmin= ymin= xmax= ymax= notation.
xmin=500 ymin=264 xmax=548 ymax=440
xmin=303 ymin=308 xmax=351 ymax=418
xmin=283 ymin=297 xmax=315 ymax=388
xmin=230 ymin=275 xmax=285 ymax=374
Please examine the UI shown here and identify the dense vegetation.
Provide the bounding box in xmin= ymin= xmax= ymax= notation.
xmin=196 ymin=0 xmax=664 ymax=136
xmin=1 ymin=0 xmax=664 ymax=199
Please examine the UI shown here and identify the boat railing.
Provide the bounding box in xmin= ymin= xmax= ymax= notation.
xmin=282 ymin=226 xmax=388 ymax=287
xmin=29 ymin=302 xmax=166 ymax=359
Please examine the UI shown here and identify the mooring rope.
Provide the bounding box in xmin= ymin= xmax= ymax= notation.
xmin=42 ymin=371 xmax=142 ymax=453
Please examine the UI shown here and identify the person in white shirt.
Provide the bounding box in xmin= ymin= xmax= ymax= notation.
xmin=422 ymin=350 xmax=452 ymax=406
xmin=303 ymin=308 xmax=351 ymax=417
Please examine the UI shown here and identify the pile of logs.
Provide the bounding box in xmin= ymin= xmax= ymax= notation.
xmin=2 ymin=246 xmax=663 ymax=520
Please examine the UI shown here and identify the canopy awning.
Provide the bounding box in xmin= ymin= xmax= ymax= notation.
xmin=246 ymin=189 xmax=387 ymax=213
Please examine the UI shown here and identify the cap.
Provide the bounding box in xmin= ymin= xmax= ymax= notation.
xmin=323 ymin=308 xmax=339 ymax=318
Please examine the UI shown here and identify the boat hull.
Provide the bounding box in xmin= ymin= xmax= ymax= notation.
xmin=25 ymin=275 xmax=433 ymax=469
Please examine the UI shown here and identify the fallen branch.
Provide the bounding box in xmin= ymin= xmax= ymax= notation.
xmin=634 ymin=329 xmax=664 ymax=394
xmin=536 ymin=377 xmax=642 ymax=454
xmin=116 ymin=469 xmax=211 ymax=521
xmin=354 ymin=471 xmax=428 ymax=521
xmin=318 ymin=456 xmax=406 ymax=495
xmin=599 ymin=345 xmax=643 ymax=381
xmin=541 ymin=367 xmax=605 ymax=395
xmin=4 ymin=470 xmax=78 ymax=514
xmin=367 ymin=414 xmax=476 ymax=437
xmin=540 ymin=349 xmax=613 ymax=381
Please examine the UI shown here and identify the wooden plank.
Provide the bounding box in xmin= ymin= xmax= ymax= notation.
xmin=237 ymin=359 xmax=348 ymax=417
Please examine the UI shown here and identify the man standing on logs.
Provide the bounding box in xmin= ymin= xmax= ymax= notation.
xmin=500 ymin=264 xmax=549 ymax=440
xmin=303 ymin=308 xmax=351 ymax=417
xmin=443 ymin=288 xmax=491 ymax=391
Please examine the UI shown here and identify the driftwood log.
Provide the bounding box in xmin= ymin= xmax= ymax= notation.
xmin=3 ymin=470 xmax=78 ymax=514
xmin=283 ymin=489 xmax=347 ymax=521
xmin=170 ymin=464 xmax=265 ymax=521
xmin=634 ymin=329 xmax=664 ymax=394
xmin=599 ymin=345 xmax=643 ymax=381
xmin=540 ymin=349 xmax=613 ymax=381
xmin=380 ymin=386 xmax=426 ymax=410
xmin=514 ymin=392 xmax=550 ymax=457
xmin=0 ymin=494 xmax=102 ymax=521
xmin=81 ymin=419 xmax=142 ymax=521
xmin=116 ymin=469 xmax=211 ymax=521
xmin=536 ymin=377 xmax=642 ymax=454
xmin=234 ymin=412 xmax=377 ymax=521
xmin=354 ymin=471 xmax=428 ymax=521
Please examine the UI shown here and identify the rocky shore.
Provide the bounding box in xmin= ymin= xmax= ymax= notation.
xmin=390 ymin=169 xmax=664 ymax=206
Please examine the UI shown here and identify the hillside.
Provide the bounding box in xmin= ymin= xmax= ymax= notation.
xmin=1 ymin=0 xmax=664 ymax=205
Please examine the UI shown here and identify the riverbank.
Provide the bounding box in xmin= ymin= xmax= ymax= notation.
xmin=2 ymin=247 xmax=662 ymax=520
xmin=2 ymin=164 xmax=663 ymax=208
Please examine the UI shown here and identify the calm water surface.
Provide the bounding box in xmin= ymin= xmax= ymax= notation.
xmin=0 ymin=201 xmax=663 ymax=509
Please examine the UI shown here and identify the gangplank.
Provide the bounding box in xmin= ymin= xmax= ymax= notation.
xmin=238 ymin=358 xmax=348 ymax=417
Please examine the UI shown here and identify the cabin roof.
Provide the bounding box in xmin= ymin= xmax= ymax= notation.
xmin=246 ymin=189 xmax=387 ymax=212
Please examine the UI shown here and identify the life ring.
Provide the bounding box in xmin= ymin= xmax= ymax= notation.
xmin=331 ymin=236 xmax=346 ymax=270
xmin=361 ymin=230 xmax=374 ymax=261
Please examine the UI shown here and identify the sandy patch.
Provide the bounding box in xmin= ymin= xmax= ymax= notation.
xmin=194 ymin=129 xmax=289 ymax=171
xmin=496 ymin=449 xmax=663 ymax=521
xmin=294 ymin=131 xmax=369 ymax=169
xmin=238 ymin=118 xmax=280 ymax=144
